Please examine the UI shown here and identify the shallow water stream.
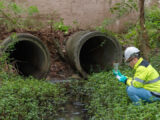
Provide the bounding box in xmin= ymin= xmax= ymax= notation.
xmin=49 ymin=80 xmax=88 ymax=120
xmin=56 ymin=101 xmax=88 ymax=120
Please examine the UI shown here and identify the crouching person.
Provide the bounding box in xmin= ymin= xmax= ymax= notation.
xmin=113 ymin=46 xmax=160 ymax=105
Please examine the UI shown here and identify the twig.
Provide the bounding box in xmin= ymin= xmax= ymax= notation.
xmin=52 ymin=38 xmax=66 ymax=61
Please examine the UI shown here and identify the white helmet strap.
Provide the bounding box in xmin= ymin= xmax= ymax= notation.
xmin=130 ymin=52 xmax=140 ymax=59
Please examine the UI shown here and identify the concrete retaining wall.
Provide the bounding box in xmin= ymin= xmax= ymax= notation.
xmin=13 ymin=0 xmax=159 ymax=32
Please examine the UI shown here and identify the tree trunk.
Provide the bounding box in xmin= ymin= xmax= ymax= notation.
xmin=138 ymin=0 xmax=150 ymax=60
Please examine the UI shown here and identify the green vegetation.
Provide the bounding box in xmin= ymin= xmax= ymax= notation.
xmin=0 ymin=77 xmax=67 ymax=119
xmin=145 ymin=6 xmax=160 ymax=48
xmin=110 ymin=0 xmax=138 ymax=18
xmin=0 ymin=0 xmax=41 ymax=31
xmin=116 ymin=5 xmax=160 ymax=49
xmin=96 ymin=0 xmax=138 ymax=38
xmin=52 ymin=19 xmax=71 ymax=34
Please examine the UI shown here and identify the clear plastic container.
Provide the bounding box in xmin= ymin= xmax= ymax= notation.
xmin=113 ymin=63 xmax=119 ymax=72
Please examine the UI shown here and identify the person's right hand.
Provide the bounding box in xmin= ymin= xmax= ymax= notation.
xmin=119 ymin=75 xmax=127 ymax=83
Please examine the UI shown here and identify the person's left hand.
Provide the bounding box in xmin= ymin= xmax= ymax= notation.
xmin=113 ymin=69 xmax=122 ymax=76
xmin=113 ymin=69 xmax=127 ymax=83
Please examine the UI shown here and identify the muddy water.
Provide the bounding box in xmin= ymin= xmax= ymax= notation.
xmin=56 ymin=102 xmax=87 ymax=120
xmin=49 ymin=80 xmax=88 ymax=120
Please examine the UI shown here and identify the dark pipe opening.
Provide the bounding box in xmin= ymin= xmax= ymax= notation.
xmin=80 ymin=36 xmax=116 ymax=73
xmin=8 ymin=41 xmax=45 ymax=77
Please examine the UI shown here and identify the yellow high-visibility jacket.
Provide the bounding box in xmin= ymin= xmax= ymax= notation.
xmin=126 ymin=57 xmax=160 ymax=93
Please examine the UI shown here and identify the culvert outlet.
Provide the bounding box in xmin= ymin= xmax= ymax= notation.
xmin=0 ymin=33 xmax=50 ymax=79
xmin=66 ymin=31 xmax=122 ymax=78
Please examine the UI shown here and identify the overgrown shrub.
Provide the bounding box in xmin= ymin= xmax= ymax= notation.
xmin=0 ymin=0 xmax=42 ymax=31
xmin=52 ymin=19 xmax=71 ymax=34
xmin=117 ymin=6 xmax=160 ymax=48
xmin=145 ymin=6 xmax=160 ymax=48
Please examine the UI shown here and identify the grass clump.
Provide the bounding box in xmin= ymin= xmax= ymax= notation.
xmin=0 ymin=74 xmax=67 ymax=120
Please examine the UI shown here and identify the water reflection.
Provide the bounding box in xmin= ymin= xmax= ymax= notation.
xmin=56 ymin=102 xmax=88 ymax=120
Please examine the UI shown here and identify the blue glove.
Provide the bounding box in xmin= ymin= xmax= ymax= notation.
xmin=119 ymin=75 xmax=127 ymax=83
xmin=113 ymin=69 xmax=127 ymax=83
xmin=113 ymin=69 xmax=122 ymax=76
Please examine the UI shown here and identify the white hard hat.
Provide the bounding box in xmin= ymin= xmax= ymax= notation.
xmin=124 ymin=47 xmax=140 ymax=62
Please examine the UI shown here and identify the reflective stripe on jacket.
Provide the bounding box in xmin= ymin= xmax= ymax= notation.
xmin=126 ymin=57 xmax=160 ymax=93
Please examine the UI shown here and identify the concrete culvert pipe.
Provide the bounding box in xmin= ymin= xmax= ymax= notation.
xmin=66 ymin=31 xmax=122 ymax=78
xmin=1 ymin=33 xmax=50 ymax=79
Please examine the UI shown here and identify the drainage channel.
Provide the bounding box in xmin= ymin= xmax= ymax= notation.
xmin=48 ymin=79 xmax=89 ymax=120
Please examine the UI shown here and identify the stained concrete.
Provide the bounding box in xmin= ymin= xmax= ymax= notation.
xmin=12 ymin=0 xmax=159 ymax=32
